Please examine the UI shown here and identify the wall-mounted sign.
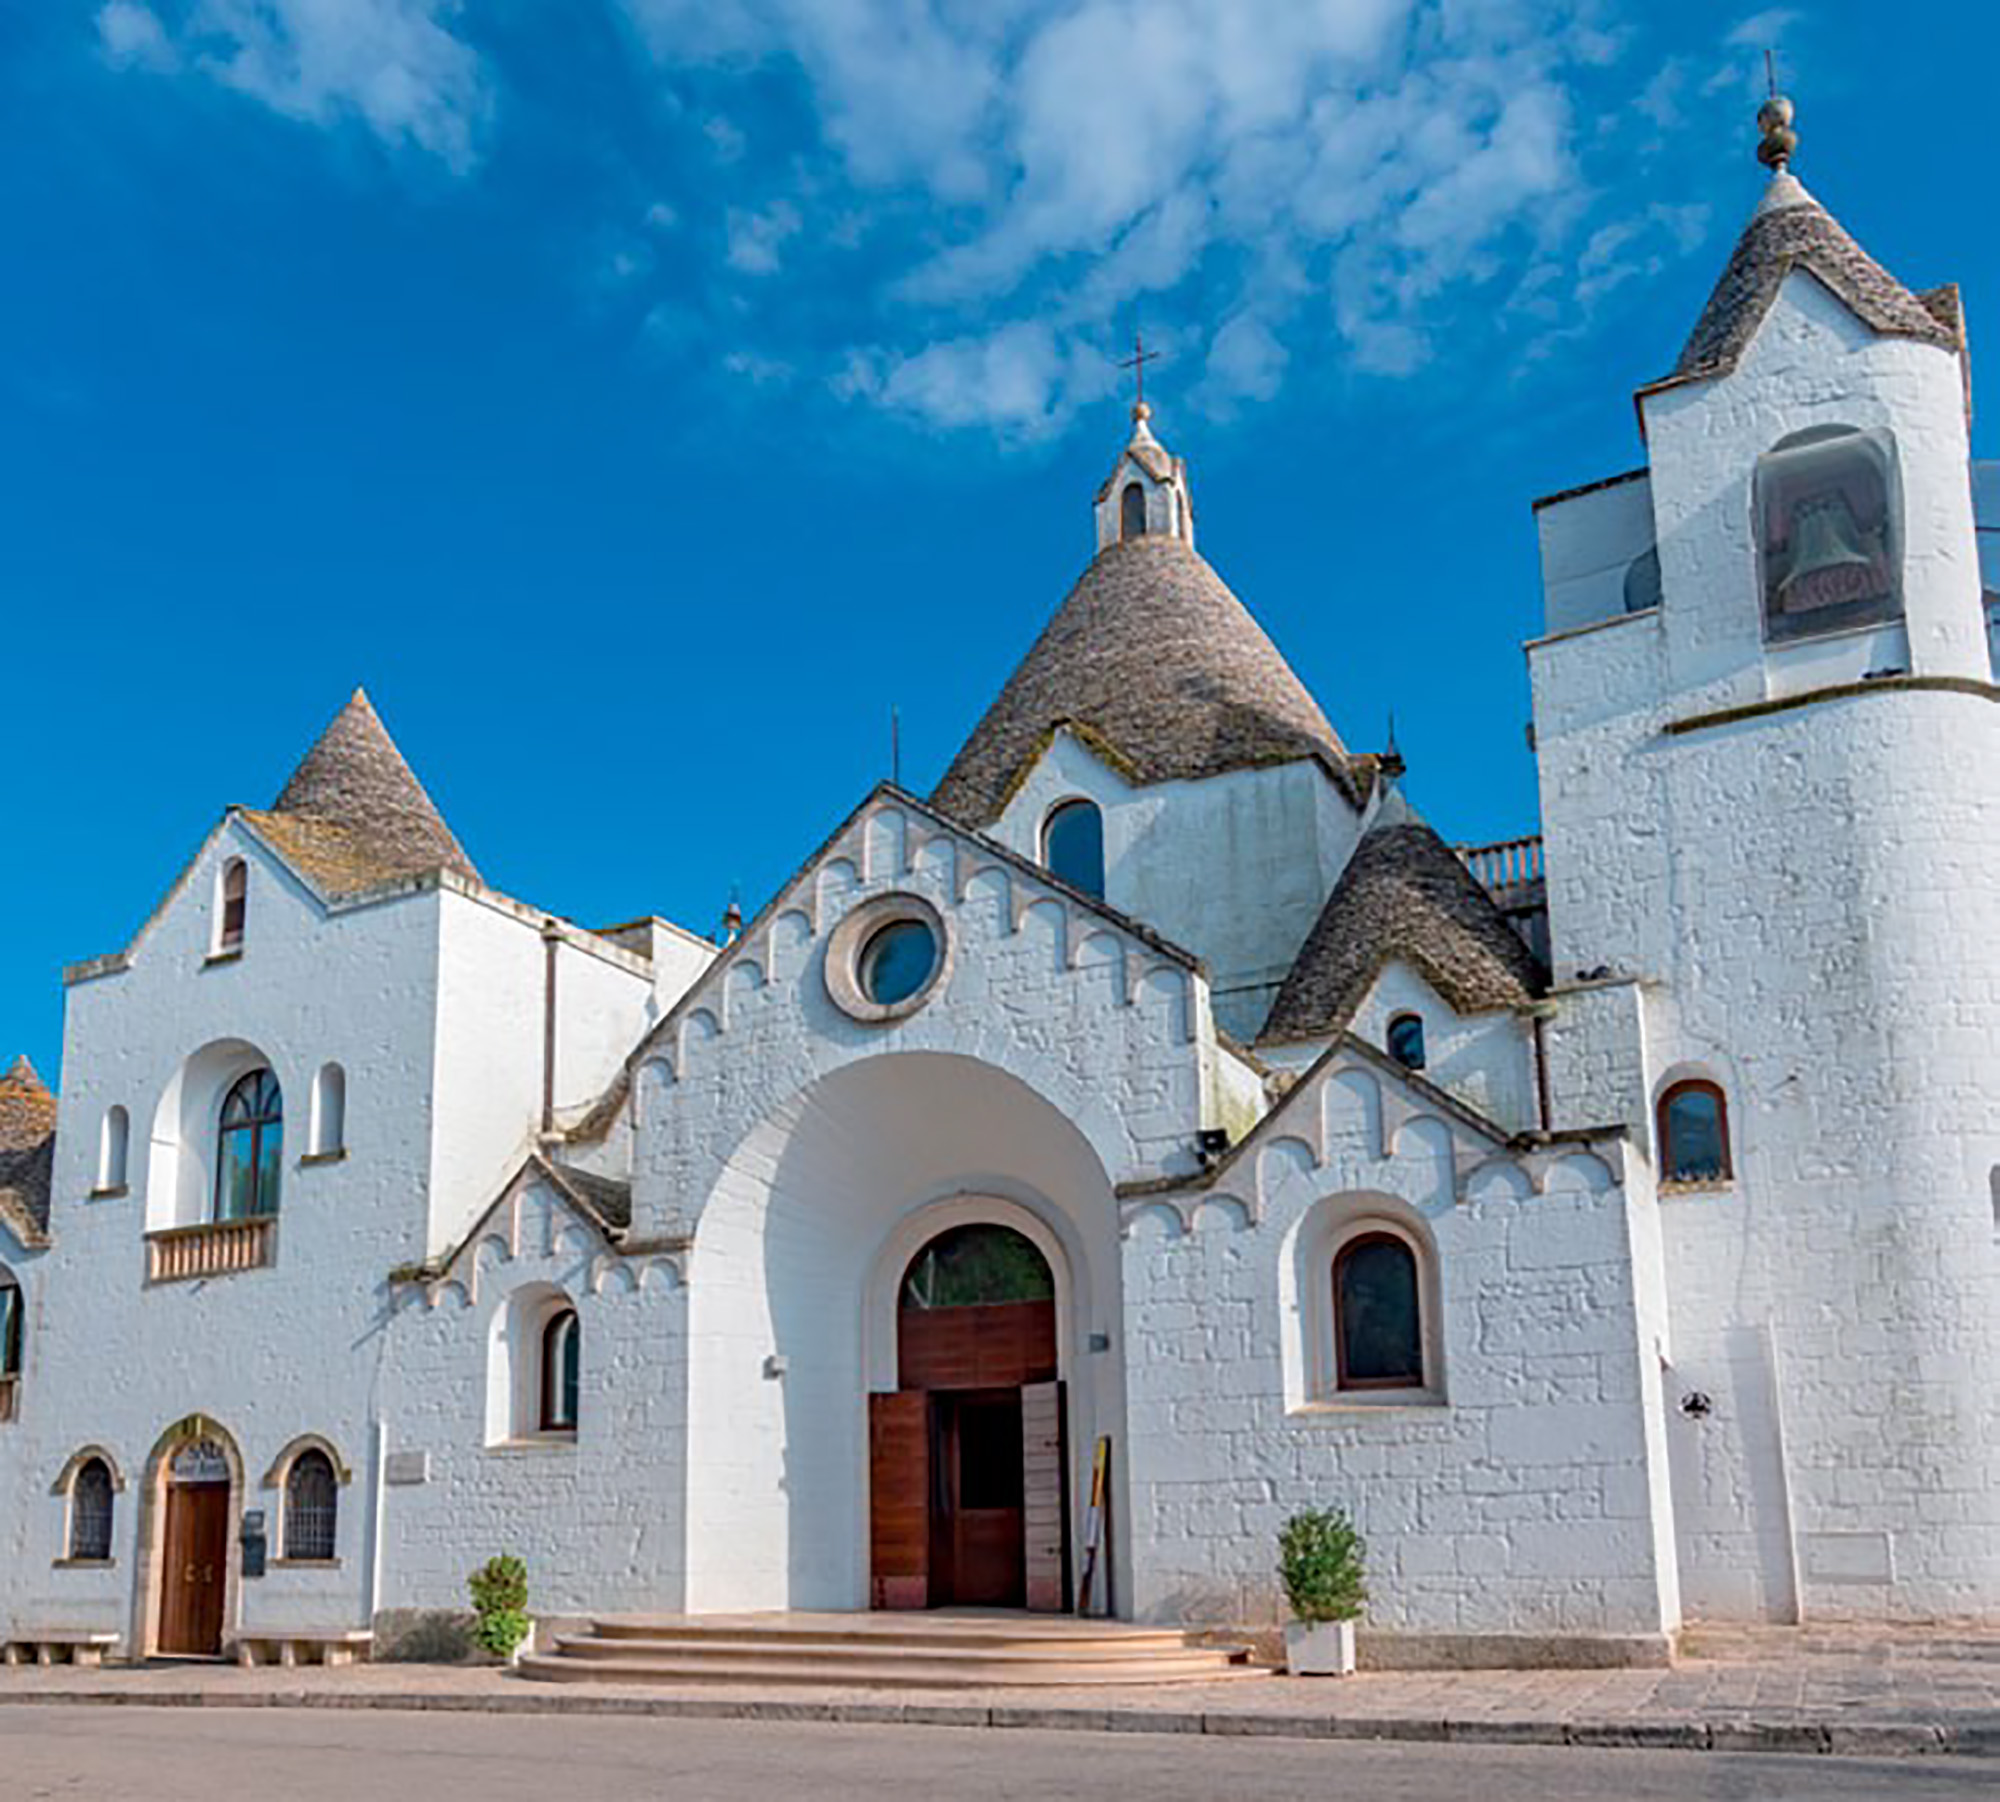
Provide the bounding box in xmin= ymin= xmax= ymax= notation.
xmin=384 ymin=1450 xmax=431 ymax=1487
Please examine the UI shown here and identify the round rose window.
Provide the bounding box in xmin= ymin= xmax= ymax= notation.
xmin=860 ymin=919 xmax=938 ymax=1007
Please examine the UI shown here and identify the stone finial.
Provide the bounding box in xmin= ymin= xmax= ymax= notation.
xmin=1757 ymin=91 xmax=1797 ymax=171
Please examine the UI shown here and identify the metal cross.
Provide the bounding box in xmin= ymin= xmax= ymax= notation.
xmin=1119 ymin=329 xmax=1161 ymax=412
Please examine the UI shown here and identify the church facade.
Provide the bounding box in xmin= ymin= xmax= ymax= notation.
xmin=3 ymin=114 xmax=1997 ymax=1665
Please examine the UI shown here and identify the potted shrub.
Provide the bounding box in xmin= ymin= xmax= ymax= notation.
xmin=1277 ymin=1507 xmax=1366 ymax=1676
xmin=468 ymin=1553 xmax=532 ymax=1666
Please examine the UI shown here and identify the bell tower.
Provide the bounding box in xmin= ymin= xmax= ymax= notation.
xmin=1093 ymin=338 xmax=1196 ymax=554
xmin=1527 ymin=92 xmax=2000 ymax=1627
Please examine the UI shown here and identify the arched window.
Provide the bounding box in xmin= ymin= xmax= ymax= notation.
xmin=98 ymin=1105 xmax=130 ymax=1193
xmin=901 ymin=1222 xmax=1055 ymax=1311
xmin=1041 ymin=798 xmax=1105 ymax=900
xmin=1120 ymin=481 xmax=1147 ymax=541
xmin=540 ymin=1308 xmax=580 ymax=1433
xmin=1332 ymin=1233 xmax=1425 ymax=1391
xmin=1657 ymin=1079 xmax=1731 ymax=1184
xmin=69 ymin=1457 xmax=114 ymax=1562
xmin=0 ymin=1267 xmax=21 ymax=1401
xmin=1386 ymin=1013 xmax=1426 ymax=1072
xmin=1756 ymin=426 xmax=1901 ymax=641
xmin=215 ymin=1069 xmax=283 ymax=1221
xmin=217 ymin=857 xmax=248 ymax=954
xmin=309 ymin=1063 xmax=346 ymax=1158
xmin=284 ymin=1448 xmax=339 ymax=1561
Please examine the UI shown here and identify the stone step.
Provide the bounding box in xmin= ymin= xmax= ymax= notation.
xmin=581 ymin=1617 xmax=1212 ymax=1656
xmin=552 ymin=1632 xmax=1244 ymax=1668
xmin=516 ymin=1650 xmax=1253 ymax=1689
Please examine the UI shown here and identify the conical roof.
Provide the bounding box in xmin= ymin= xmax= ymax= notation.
xmin=249 ymin=690 xmax=479 ymax=894
xmin=1645 ymin=170 xmax=1960 ymax=400
xmin=0 ymin=1054 xmax=56 ymax=1245
xmin=1259 ymin=788 xmax=1545 ymax=1045
xmin=933 ymin=534 xmax=1353 ymax=827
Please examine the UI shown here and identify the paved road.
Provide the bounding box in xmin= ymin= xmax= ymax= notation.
xmin=0 ymin=1707 xmax=1991 ymax=1801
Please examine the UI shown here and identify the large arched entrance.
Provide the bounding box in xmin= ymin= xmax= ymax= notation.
xmin=871 ymin=1222 xmax=1066 ymax=1610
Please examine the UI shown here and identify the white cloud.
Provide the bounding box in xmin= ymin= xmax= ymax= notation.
xmin=725 ymin=200 xmax=802 ymax=275
xmin=851 ymin=321 xmax=1118 ymax=443
xmin=99 ymin=0 xmax=490 ymax=171
xmin=97 ymin=2 xmax=178 ymax=70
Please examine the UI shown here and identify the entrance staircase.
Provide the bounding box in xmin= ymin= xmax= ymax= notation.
xmin=518 ymin=1611 xmax=1258 ymax=1689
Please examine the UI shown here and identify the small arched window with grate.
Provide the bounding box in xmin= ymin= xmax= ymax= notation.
xmin=69 ymin=1457 xmax=114 ymax=1562
xmin=284 ymin=1448 xmax=339 ymax=1561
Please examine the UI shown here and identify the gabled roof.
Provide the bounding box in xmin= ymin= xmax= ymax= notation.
xmin=933 ymin=534 xmax=1357 ymax=826
xmin=1641 ymin=171 xmax=1961 ymax=406
xmin=261 ymin=689 xmax=479 ymax=896
xmin=1259 ymin=789 xmax=1546 ymax=1045
xmin=0 ymin=1056 xmax=56 ymax=1249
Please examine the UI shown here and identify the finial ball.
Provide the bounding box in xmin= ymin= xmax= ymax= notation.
xmin=1757 ymin=92 xmax=1797 ymax=170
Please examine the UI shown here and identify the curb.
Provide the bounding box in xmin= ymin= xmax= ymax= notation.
xmin=0 ymin=1687 xmax=1990 ymax=1758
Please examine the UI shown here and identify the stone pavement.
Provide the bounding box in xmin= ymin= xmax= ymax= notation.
xmin=2 ymin=1624 xmax=1996 ymax=1760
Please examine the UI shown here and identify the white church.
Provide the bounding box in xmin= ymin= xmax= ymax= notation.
xmin=2 ymin=101 xmax=1996 ymax=1672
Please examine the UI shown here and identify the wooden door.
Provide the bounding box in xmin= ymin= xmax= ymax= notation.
xmin=869 ymin=1391 xmax=930 ymax=1610
xmin=1021 ymin=1380 xmax=1068 ymax=1612
xmin=159 ymin=1484 xmax=229 ymax=1655
xmin=943 ymin=1388 xmax=1025 ymax=1608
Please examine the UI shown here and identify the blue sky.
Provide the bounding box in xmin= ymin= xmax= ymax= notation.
xmin=2 ymin=1 xmax=1993 ymax=1082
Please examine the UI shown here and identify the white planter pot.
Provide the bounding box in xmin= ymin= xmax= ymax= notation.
xmin=507 ymin=1621 xmax=534 ymax=1666
xmin=1283 ymin=1619 xmax=1357 ymax=1677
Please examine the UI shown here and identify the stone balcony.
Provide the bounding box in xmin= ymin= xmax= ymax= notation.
xmin=146 ymin=1216 xmax=276 ymax=1284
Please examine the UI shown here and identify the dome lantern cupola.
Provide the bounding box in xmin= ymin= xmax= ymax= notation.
xmin=1093 ymin=370 xmax=1196 ymax=554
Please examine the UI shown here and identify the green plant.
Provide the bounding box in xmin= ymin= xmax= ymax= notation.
xmin=1277 ymin=1508 xmax=1367 ymax=1624
xmin=468 ymin=1554 xmax=530 ymax=1658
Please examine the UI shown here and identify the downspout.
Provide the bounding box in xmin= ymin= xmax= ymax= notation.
xmin=541 ymin=919 xmax=562 ymax=1137
xmin=1531 ymin=1010 xmax=1554 ymax=1135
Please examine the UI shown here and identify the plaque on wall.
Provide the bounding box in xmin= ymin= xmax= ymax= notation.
xmin=384 ymin=1450 xmax=431 ymax=1486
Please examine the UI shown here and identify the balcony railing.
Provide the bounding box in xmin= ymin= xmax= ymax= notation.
xmin=1457 ymin=834 xmax=1544 ymax=895
xmin=146 ymin=1216 xmax=276 ymax=1284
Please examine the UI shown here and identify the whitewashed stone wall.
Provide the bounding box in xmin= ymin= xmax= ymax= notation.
xmin=989 ymin=731 xmax=1360 ymax=1042
xmin=1532 ymin=276 xmax=2000 ymax=1621
xmin=1120 ymin=1049 xmax=1676 ymax=1641
xmin=1347 ymin=961 xmax=1538 ymax=1136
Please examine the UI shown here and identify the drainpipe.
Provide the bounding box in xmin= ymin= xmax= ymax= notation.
xmin=541 ymin=920 xmax=562 ymax=1137
xmin=1531 ymin=1011 xmax=1554 ymax=1135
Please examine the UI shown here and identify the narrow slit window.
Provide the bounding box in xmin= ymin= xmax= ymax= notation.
xmin=1120 ymin=481 xmax=1147 ymax=541
xmin=218 ymin=858 xmax=248 ymax=953
xmin=541 ymin=1308 xmax=580 ymax=1433
xmin=98 ymin=1105 xmax=130 ymax=1191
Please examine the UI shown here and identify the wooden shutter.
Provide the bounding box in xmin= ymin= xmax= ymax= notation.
xmin=869 ymin=1391 xmax=930 ymax=1610
xmin=1021 ymin=1379 xmax=1068 ymax=1613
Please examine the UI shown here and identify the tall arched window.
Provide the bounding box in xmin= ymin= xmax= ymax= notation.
xmin=541 ymin=1308 xmax=580 ymax=1433
xmin=1386 ymin=1013 xmax=1426 ymax=1072
xmin=216 ymin=1069 xmax=283 ymax=1221
xmin=309 ymin=1063 xmax=346 ymax=1158
xmin=1120 ymin=481 xmax=1147 ymax=541
xmin=97 ymin=1105 xmax=130 ymax=1193
xmin=1042 ymin=798 xmax=1105 ymax=900
xmin=69 ymin=1457 xmax=114 ymax=1561
xmin=217 ymin=858 xmax=248 ymax=954
xmin=1756 ymin=426 xmax=1901 ymax=641
xmin=1333 ymin=1233 xmax=1424 ymax=1391
xmin=284 ymin=1448 xmax=339 ymax=1561
xmin=1657 ymin=1079 xmax=1731 ymax=1184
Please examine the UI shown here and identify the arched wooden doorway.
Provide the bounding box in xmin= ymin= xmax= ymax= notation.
xmin=157 ymin=1437 xmax=233 ymax=1655
xmin=870 ymin=1223 xmax=1068 ymax=1611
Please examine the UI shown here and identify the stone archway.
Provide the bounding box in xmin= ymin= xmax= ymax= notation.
xmin=683 ymin=1052 xmax=1122 ymax=1616
xmin=132 ymin=1414 xmax=246 ymax=1659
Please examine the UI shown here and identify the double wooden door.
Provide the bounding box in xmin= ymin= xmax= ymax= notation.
xmin=159 ymin=1483 xmax=229 ymax=1656
xmin=870 ymin=1378 xmax=1068 ymax=1611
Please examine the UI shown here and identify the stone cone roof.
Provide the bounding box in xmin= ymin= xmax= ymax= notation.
xmin=248 ymin=690 xmax=479 ymax=896
xmin=0 ymin=1054 xmax=57 ymax=1245
xmin=1260 ymin=789 xmax=1545 ymax=1045
xmin=933 ymin=534 xmax=1353 ymax=827
xmin=1647 ymin=171 xmax=1960 ymax=398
